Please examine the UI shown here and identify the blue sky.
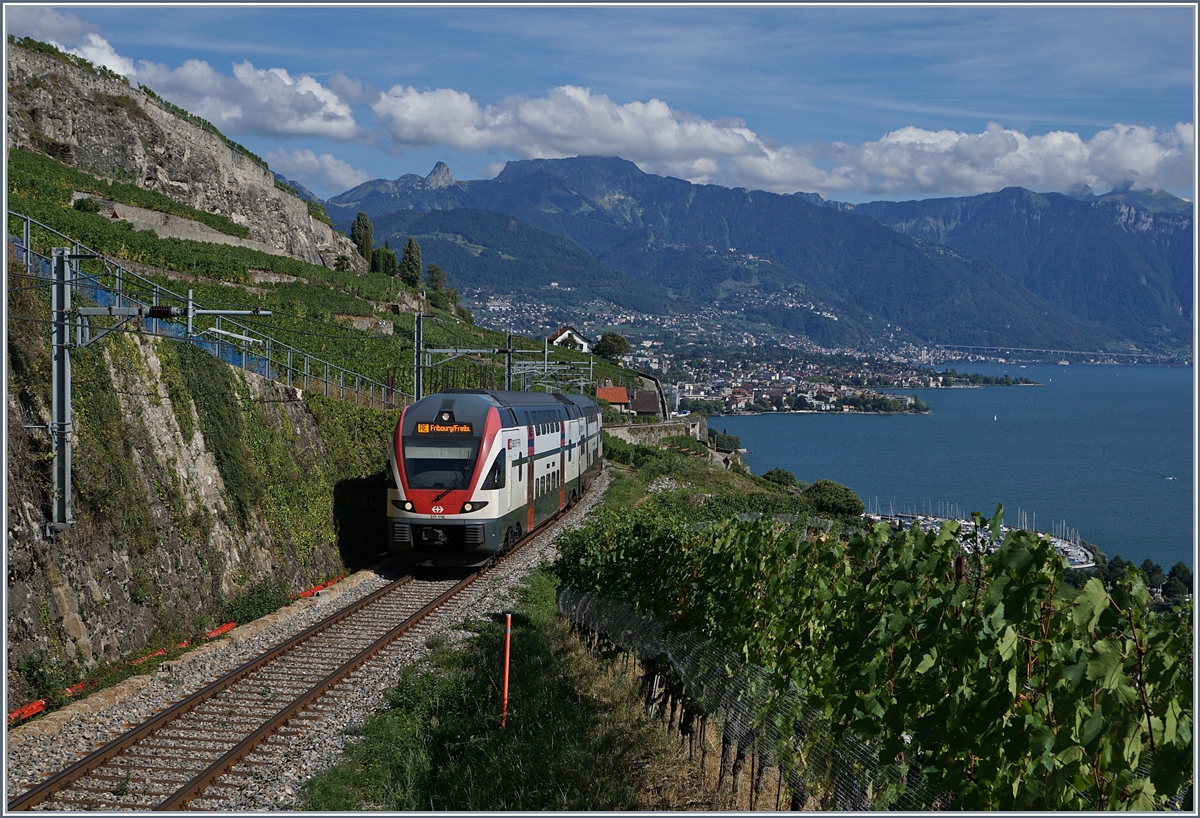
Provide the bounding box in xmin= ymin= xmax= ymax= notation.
xmin=6 ymin=5 xmax=1195 ymax=202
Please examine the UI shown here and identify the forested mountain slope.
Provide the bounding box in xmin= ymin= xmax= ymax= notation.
xmin=852 ymin=188 xmax=1192 ymax=350
xmin=330 ymin=158 xmax=1125 ymax=351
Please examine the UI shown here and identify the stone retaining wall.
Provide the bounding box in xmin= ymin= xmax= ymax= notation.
xmin=604 ymin=415 xmax=707 ymax=445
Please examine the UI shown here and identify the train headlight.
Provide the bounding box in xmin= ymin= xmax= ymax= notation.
xmin=460 ymin=501 xmax=488 ymax=513
xmin=403 ymin=501 xmax=413 ymax=512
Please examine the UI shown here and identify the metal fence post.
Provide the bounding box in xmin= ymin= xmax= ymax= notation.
xmin=324 ymin=362 xmax=329 ymax=396
xmin=49 ymin=248 xmax=73 ymax=532
xmin=24 ymin=215 xmax=31 ymax=277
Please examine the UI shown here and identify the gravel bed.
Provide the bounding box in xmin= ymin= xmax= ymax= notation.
xmin=7 ymin=469 xmax=610 ymax=811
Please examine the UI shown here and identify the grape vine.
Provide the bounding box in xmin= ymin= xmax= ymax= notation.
xmin=555 ymin=506 xmax=1192 ymax=809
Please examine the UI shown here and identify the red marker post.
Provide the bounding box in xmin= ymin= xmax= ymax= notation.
xmin=501 ymin=613 xmax=512 ymax=728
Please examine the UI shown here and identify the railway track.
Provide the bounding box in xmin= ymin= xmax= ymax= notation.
xmin=8 ymin=564 xmax=495 ymax=811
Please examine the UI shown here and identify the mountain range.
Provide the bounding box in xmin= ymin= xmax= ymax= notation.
xmin=324 ymin=156 xmax=1192 ymax=354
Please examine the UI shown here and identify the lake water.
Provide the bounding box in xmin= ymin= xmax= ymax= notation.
xmin=716 ymin=364 xmax=1195 ymax=571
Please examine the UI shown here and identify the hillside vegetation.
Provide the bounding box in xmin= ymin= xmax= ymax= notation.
xmin=5 ymin=146 xmax=636 ymax=708
xmin=7 ymin=260 xmax=396 ymax=699
xmin=554 ymin=451 xmax=1193 ymax=810
xmin=372 ymin=207 xmax=671 ymax=314
xmin=8 ymin=149 xmax=638 ymax=393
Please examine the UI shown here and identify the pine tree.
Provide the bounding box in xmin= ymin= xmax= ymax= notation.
xmin=350 ymin=212 xmax=373 ymax=260
xmin=371 ymin=246 xmax=399 ymax=276
xmin=400 ymin=238 xmax=422 ymax=287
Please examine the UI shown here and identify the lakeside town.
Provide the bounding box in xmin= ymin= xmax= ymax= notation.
xmin=541 ymin=321 xmax=1040 ymax=416
xmin=471 ymin=291 xmax=1183 ymax=418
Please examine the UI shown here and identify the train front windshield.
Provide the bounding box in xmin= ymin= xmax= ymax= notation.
xmin=403 ymin=438 xmax=480 ymax=489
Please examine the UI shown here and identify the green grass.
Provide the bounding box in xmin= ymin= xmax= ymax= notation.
xmin=9 ymin=149 xmax=250 ymax=238
xmin=302 ymin=567 xmax=670 ymax=810
xmin=600 ymin=431 xmax=799 ymax=518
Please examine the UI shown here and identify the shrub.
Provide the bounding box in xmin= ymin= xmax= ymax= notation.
xmin=762 ymin=467 xmax=798 ymax=488
xmin=800 ymin=478 xmax=864 ymax=520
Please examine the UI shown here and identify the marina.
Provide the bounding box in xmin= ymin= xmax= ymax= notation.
xmin=864 ymin=513 xmax=1095 ymax=568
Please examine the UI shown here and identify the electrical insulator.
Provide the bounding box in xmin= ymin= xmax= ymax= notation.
xmin=147 ymin=305 xmax=174 ymax=318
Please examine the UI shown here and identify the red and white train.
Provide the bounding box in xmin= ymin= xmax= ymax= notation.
xmin=387 ymin=389 xmax=603 ymax=567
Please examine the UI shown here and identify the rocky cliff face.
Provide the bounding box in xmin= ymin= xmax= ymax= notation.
xmin=5 ymin=330 xmax=352 ymax=682
xmin=6 ymin=44 xmax=363 ymax=271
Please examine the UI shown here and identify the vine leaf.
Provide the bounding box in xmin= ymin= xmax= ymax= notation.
xmin=1086 ymin=639 xmax=1126 ymax=690
xmin=997 ymin=626 xmax=1019 ymax=661
xmin=1072 ymin=578 xmax=1109 ymax=632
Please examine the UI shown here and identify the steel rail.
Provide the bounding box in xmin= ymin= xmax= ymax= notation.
xmin=7 ymin=575 xmax=415 ymax=811
xmin=156 ymin=570 xmax=484 ymax=809
xmin=9 ymin=474 xmax=584 ymax=812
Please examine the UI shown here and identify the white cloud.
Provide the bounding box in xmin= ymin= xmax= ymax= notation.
xmin=136 ymin=59 xmax=359 ymax=141
xmin=8 ymin=6 xmax=361 ymax=143
xmin=7 ymin=7 xmax=133 ymax=76
xmin=371 ymin=84 xmax=762 ymax=168
xmin=6 ymin=6 xmax=88 ymax=44
xmin=264 ymin=149 xmax=371 ymax=197
xmin=329 ymin=73 xmax=366 ymax=104
xmin=4 ymin=11 xmax=1190 ymax=200
xmin=63 ymin=32 xmax=135 ymax=76
xmin=782 ymin=121 xmax=1197 ymax=196
xmin=370 ymin=84 xmax=1194 ymax=197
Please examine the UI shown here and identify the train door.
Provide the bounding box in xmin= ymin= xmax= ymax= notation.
xmin=526 ymin=421 xmax=535 ymax=532
xmin=558 ymin=419 xmax=566 ymax=509
xmin=500 ymin=434 xmax=513 ymax=511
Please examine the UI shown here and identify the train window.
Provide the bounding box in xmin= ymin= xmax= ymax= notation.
xmin=482 ymin=449 xmax=506 ymax=490
xmin=402 ymin=440 xmax=479 ymax=489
